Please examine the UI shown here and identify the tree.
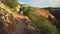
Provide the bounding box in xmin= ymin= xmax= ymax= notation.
xmin=1 ymin=0 xmax=18 ymax=8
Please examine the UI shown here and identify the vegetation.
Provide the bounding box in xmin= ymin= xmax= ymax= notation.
xmin=0 ymin=0 xmax=59 ymax=34
xmin=1 ymin=0 xmax=18 ymax=8
xmin=23 ymin=6 xmax=59 ymax=34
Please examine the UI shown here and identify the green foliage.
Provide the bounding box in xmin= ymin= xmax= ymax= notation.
xmin=1 ymin=0 xmax=18 ymax=8
xmin=23 ymin=6 xmax=59 ymax=34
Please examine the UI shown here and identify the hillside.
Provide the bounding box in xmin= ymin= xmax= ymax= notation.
xmin=23 ymin=6 xmax=59 ymax=34
xmin=0 ymin=0 xmax=60 ymax=34
xmin=44 ymin=7 xmax=60 ymax=33
xmin=0 ymin=1 xmax=40 ymax=34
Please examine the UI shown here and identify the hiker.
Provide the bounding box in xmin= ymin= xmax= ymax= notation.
xmin=19 ymin=5 xmax=23 ymax=15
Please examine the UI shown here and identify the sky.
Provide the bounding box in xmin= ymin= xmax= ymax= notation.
xmin=18 ymin=0 xmax=60 ymax=8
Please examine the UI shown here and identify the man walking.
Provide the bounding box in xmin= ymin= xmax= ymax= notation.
xmin=19 ymin=5 xmax=23 ymax=15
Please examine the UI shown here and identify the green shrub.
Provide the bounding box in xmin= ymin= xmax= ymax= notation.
xmin=23 ymin=6 xmax=59 ymax=34
xmin=1 ymin=0 xmax=18 ymax=8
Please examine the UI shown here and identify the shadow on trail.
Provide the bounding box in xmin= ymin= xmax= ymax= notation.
xmin=0 ymin=13 xmax=41 ymax=34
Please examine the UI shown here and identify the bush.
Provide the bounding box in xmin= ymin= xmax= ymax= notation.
xmin=1 ymin=0 xmax=18 ymax=8
xmin=23 ymin=6 xmax=59 ymax=34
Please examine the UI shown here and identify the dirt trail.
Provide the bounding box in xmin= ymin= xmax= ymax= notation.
xmin=0 ymin=1 xmax=28 ymax=34
xmin=0 ymin=1 xmax=41 ymax=34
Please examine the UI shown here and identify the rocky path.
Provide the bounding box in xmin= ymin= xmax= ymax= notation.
xmin=0 ymin=1 xmax=42 ymax=34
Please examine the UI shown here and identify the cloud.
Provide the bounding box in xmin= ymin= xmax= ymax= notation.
xmin=48 ymin=0 xmax=60 ymax=7
xmin=18 ymin=0 xmax=60 ymax=7
xmin=20 ymin=2 xmax=26 ymax=4
xmin=55 ymin=0 xmax=60 ymax=1
xmin=18 ymin=0 xmax=26 ymax=4
xmin=26 ymin=0 xmax=49 ymax=7
xmin=30 ymin=0 xmax=60 ymax=7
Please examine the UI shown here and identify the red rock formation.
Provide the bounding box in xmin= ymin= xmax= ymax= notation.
xmin=37 ymin=9 xmax=55 ymax=19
